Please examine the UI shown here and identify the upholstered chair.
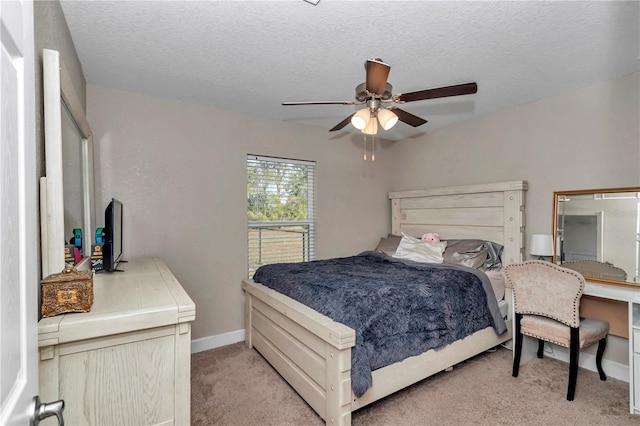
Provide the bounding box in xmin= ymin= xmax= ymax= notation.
xmin=504 ymin=260 xmax=609 ymax=401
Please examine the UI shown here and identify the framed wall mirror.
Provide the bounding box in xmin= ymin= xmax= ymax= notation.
xmin=553 ymin=187 xmax=640 ymax=287
xmin=41 ymin=48 xmax=95 ymax=277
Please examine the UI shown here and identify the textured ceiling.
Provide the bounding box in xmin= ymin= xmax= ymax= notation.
xmin=60 ymin=1 xmax=639 ymax=141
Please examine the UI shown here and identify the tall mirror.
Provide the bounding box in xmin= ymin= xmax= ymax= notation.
xmin=41 ymin=49 xmax=95 ymax=277
xmin=553 ymin=187 xmax=640 ymax=287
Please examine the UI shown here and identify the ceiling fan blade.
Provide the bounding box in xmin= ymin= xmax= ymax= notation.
xmin=329 ymin=113 xmax=356 ymax=132
xmin=365 ymin=59 xmax=390 ymax=96
xmin=395 ymin=82 xmax=478 ymax=103
xmin=283 ymin=100 xmax=358 ymax=106
xmin=389 ymin=108 xmax=428 ymax=127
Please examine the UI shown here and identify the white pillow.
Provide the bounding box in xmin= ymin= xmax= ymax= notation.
xmin=393 ymin=233 xmax=447 ymax=264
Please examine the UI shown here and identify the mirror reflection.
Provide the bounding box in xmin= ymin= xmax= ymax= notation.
xmin=553 ymin=188 xmax=640 ymax=285
xmin=61 ymin=100 xmax=84 ymax=258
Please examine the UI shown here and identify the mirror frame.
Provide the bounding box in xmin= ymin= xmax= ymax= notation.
xmin=41 ymin=49 xmax=95 ymax=277
xmin=552 ymin=186 xmax=640 ymax=288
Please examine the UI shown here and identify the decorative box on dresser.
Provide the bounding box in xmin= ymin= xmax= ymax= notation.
xmin=38 ymin=257 xmax=196 ymax=425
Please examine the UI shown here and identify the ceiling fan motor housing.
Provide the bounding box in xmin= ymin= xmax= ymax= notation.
xmin=366 ymin=99 xmax=381 ymax=115
xmin=355 ymin=82 xmax=393 ymax=102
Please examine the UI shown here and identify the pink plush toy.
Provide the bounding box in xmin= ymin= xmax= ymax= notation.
xmin=421 ymin=232 xmax=440 ymax=242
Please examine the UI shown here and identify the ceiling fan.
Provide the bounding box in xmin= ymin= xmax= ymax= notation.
xmin=282 ymin=58 xmax=478 ymax=135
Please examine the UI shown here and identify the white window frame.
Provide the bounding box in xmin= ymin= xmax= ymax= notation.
xmin=247 ymin=155 xmax=316 ymax=277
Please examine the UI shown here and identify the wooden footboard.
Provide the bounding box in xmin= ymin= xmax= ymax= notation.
xmin=243 ymin=279 xmax=512 ymax=426
xmin=243 ymin=279 xmax=356 ymax=425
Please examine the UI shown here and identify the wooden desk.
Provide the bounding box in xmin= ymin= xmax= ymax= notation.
xmin=581 ymin=295 xmax=629 ymax=338
xmin=38 ymin=257 xmax=196 ymax=425
xmin=583 ymin=281 xmax=640 ymax=414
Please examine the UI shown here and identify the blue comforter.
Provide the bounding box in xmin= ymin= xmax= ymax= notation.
xmin=253 ymin=251 xmax=506 ymax=397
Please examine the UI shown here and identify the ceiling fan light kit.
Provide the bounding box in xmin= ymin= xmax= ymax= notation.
xmin=377 ymin=108 xmax=398 ymax=130
xmin=362 ymin=116 xmax=378 ymax=135
xmin=351 ymin=109 xmax=370 ymax=130
xmin=282 ymin=58 xmax=478 ymax=160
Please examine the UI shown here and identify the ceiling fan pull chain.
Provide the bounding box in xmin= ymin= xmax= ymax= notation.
xmin=372 ymin=135 xmax=375 ymax=162
xmin=363 ymin=134 xmax=367 ymax=161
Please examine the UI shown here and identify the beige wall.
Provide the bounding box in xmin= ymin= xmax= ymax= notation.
xmin=34 ymin=0 xmax=86 ymax=181
xmin=86 ymin=85 xmax=395 ymax=339
xmin=389 ymin=71 xmax=640 ymax=365
xmin=390 ymin=72 xmax=639 ymax=238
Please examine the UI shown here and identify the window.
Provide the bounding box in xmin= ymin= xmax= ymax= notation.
xmin=247 ymin=155 xmax=316 ymax=278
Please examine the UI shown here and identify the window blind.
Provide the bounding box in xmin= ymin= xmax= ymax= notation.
xmin=247 ymin=155 xmax=316 ymax=278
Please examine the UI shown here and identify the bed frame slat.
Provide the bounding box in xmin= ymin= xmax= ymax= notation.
xmin=251 ymin=330 xmax=327 ymax=417
xmin=351 ymin=321 xmax=512 ymax=410
xmin=252 ymin=309 xmax=326 ymax=387
xmin=399 ymin=191 xmax=505 ymax=209
xmin=401 ymin=206 xmax=504 ymax=227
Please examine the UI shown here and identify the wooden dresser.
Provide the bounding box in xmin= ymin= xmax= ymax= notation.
xmin=38 ymin=257 xmax=196 ymax=425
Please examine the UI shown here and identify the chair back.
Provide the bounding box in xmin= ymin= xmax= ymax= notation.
xmin=504 ymin=260 xmax=585 ymax=328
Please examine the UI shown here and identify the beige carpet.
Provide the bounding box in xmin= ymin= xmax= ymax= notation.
xmin=191 ymin=343 xmax=637 ymax=425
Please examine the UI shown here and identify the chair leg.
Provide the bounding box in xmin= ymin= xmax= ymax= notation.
xmin=567 ymin=327 xmax=580 ymax=401
xmin=537 ymin=339 xmax=545 ymax=359
xmin=512 ymin=313 xmax=523 ymax=377
xmin=596 ymin=336 xmax=607 ymax=381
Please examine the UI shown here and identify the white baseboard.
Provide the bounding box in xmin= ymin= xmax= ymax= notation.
xmin=191 ymin=329 xmax=245 ymax=354
xmin=543 ymin=342 xmax=629 ymax=383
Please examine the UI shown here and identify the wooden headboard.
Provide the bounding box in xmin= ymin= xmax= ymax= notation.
xmin=389 ymin=180 xmax=527 ymax=265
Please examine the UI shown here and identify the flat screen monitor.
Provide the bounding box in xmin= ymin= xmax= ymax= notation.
xmin=104 ymin=198 xmax=123 ymax=272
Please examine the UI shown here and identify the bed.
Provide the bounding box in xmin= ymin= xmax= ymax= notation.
xmin=242 ymin=180 xmax=527 ymax=425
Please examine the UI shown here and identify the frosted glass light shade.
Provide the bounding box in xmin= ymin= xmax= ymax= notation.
xmin=362 ymin=116 xmax=378 ymax=135
xmin=351 ymin=109 xmax=370 ymax=130
xmin=377 ymin=108 xmax=398 ymax=130
xmin=530 ymin=234 xmax=554 ymax=258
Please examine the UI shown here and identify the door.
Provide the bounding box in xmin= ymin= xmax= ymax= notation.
xmin=0 ymin=0 xmax=39 ymax=424
xmin=562 ymin=213 xmax=604 ymax=262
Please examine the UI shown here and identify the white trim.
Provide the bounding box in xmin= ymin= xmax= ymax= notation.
xmin=247 ymin=154 xmax=315 ymax=167
xmin=544 ymin=342 xmax=628 ymax=383
xmin=249 ymin=220 xmax=313 ymax=227
xmin=191 ymin=329 xmax=245 ymax=354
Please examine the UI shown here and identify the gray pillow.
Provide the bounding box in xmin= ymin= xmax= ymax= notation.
xmin=443 ymin=239 xmax=489 ymax=269
xmin=484 ymin=241 xmax=504 ymax=270
xmin=375 ymin=234 xmax=402 ymax=256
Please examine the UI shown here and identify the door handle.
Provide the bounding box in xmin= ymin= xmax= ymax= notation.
xmin=30 ymin=395 xmax=65 ymax=426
